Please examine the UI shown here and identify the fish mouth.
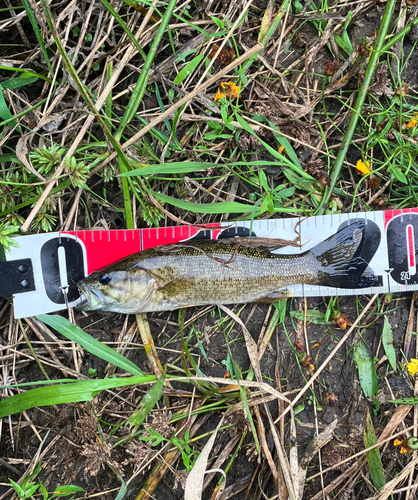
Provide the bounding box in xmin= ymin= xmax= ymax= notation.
xmin=75 ymin=284 xmax=104 ymax=310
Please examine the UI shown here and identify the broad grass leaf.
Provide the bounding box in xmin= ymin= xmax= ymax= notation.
xmin=0 ymin=89 xmax=18 ymax=131
xmin=148 ymin=190 xmax=308 ymax=215
xmin=282 ymin=168 xmax=315 ymax=193
xmin=389 ymin=397 xmax=418 ymax=404
xmin=51 ymin=485 xmax=85 ymax=497
xmin=174 ymin=54 xmax=205 ymax=85
xmin=382 ymin=317 xmax=396 ymax=370
xmin=121 ymin=160 xmax=296 ymax=178
xmin=290 ymin=310 xmax=332 ymax=325
xmin=98 ymin=0 xmax=145 ymax=58
xmin=36 ymin=314 xmax=144 ymax=376
xmin=0 ymin=78 xmax=38 ymax=133
xmin=112 ymin=469 xmax=127 ymax=500
xmin=364 ymin=407 xmax=385 ymax=490
xmin=0 ymin=375 xmax=156 ymax=417
xmin=128 ymin=375 xmax=165 ymax=427
xmin=388 ymin=165 xmax=407 ymax=184
xmin=258 ymin=0 xmax=273 ymax=42
xmin=8 ymin=479 xmax=24 ymax=497
xmin=0 ymin=76 xmax=37 ymax=90
xmin=354 ymin=341 xmax=378 ymax=398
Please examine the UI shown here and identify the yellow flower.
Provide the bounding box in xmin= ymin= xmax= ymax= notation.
xmin=214 ymin=81 xmax=240 ymax=102
xmin=394 ymin=439 xmax=403 ymax=446
xmin=356 ymin=160 xmax=371 ymax=175
xmin=279 ymin=145 xmax=286 ymax=154
xmin=407 ymin=358 xmax=418 ymax=376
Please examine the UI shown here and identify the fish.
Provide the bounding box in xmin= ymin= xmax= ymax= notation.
xmin=76 ymin=221 xmax=367 ymax=314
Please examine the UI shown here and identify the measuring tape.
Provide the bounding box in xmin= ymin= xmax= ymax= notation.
xmin=2 ymin=208 xmax=418 ymax=319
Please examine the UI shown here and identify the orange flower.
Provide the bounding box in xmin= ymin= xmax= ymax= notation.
xmin=394 ymin=437 xmax=418 ymax=453
xmin=214 ymin=81 xmax=240 ymax=102
xmin=356 ymin=160 xmax=371 ymax=175
xmin=407 ymin=118 xmax=417 ymax=129
xmin=407 ymin=113 xmax=418 ymax=129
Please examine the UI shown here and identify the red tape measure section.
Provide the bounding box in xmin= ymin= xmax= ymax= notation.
xmin=384 ymin=208 xmax=418 ymax=227
xmin=63 ymin=224 xmax=221 ymax=274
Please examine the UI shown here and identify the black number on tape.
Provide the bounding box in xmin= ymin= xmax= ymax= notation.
xmin=40 ymin=238 xmax=85 ymax=304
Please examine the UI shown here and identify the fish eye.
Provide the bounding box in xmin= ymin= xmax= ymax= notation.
xmin=99 ymin=274 xmax=111 ymax=285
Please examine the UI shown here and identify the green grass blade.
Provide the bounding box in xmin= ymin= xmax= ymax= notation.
xmin=263 ymin=118 xmax=303 ymax=170
xmin=148 ymin=190 xmax=309 ymax=215
xmin=36 ymin=314 xmax=144 ymax=376
xmin=98 ymin=0 xmax=147 ymax=60
xmin=240 ymin=0 xmax=291 ymax=76
xmin=389 ymin=397 xmax=418 ymax=404
xmin=135 ymin=115 xmax=182 ymax=151
xmin=115 ymin=0 xmax=177 ymax=138
xmin=121 ymin=160 xmax=298 ymax=177
xmin=104 ymin=61 xmax=113 ymax=131
xmin=0 ymin=65 xmax=52 ymax=83
xmin=364 ymin=407 xmax=386 ymax=490
xmin=0 ymin=76 xmax=37 ymax=133
xmin=21 ymin=0 xmax=54 ymax=77
xmin=174 ymin=54 xmax=205 ymax=85
xmin=0 ymin=88 xmax=19 ymax=131
xmin=113 ymin=471 xmax=127 ymax=500
xmin=382 ymin=317 xmax=396 ymax=370
xmin=290 ymin=310 xmax=332 ymax=325
xmin=128 ymin=375 xmax=165 ymax=427
xmin=0 ymin=76 xmax=38 ymax=90
xmin=0 ymin=379 xmax=84 ymax=390
xmin=232 ymin=361 xmax=260 ymax=455
xmin=0 ymin=98 xmax=46 ymax=129
xmin=117 ymin=157 xmax=134 ymax=230
xmin=0 ymin=375 xmax=155 ymax=417
xmin=354 ymin=341 xmax=378 ymax=399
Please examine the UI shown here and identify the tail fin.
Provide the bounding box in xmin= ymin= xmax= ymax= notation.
xmin=310 ymin=221 xmax=366 ymax=289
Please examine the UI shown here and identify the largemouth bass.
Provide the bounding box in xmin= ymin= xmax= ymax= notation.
xmin=76 ymin=221 xmax=369 ymax=314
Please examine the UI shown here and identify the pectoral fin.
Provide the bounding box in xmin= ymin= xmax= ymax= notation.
xmin=256 ymin=288 xmax=293 ymax=303
xmin=154 ymin=276 xmax=187 ymax=298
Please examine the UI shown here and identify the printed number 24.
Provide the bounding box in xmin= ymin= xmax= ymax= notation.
xmin=401 ymin=271 xmax=410 ymax=280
